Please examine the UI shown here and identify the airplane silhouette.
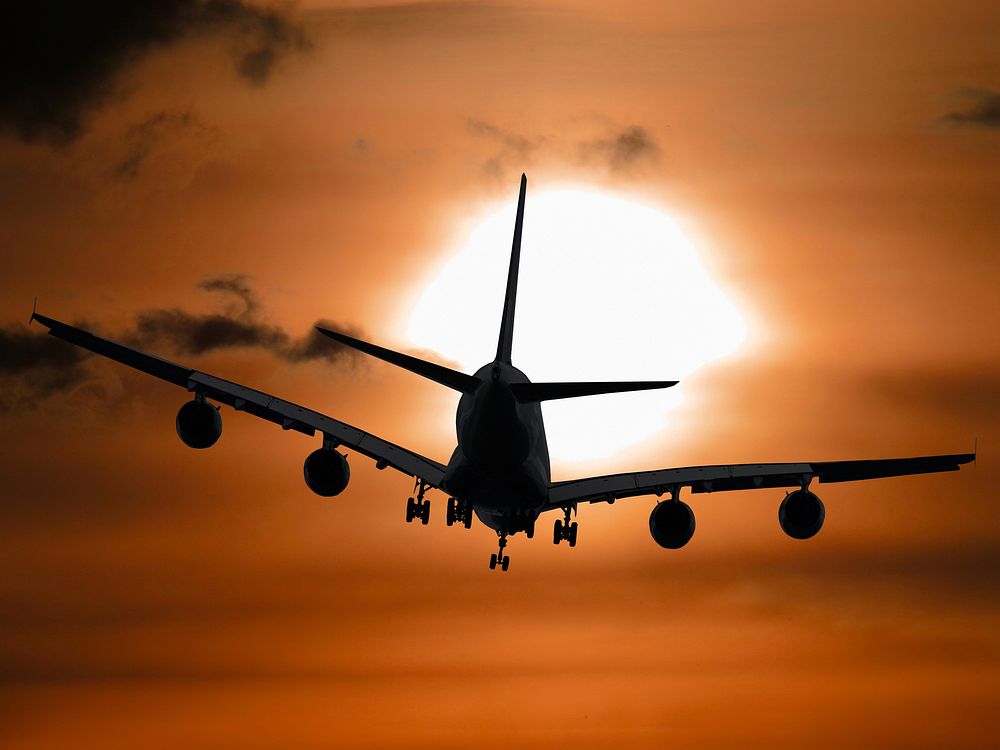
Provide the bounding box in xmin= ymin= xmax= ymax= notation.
xmin=31 ymin=174 xmax=974 ymax=571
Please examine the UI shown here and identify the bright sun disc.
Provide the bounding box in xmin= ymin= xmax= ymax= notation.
xmin=406 ymin=188 xmax=746 ymax=465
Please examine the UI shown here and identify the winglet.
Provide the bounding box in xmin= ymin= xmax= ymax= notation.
xmin=29 ymin=297 xmax=37 ymax=325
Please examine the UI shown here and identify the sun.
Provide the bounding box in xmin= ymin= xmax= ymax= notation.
xmin=406 ymin=187 xmax=746 ymax=465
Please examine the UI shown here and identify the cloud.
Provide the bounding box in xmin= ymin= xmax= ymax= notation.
xmin=127 ymin=273 xmax=361 ymax=365
xmin=0 ymin=323 xmax=91 ymax=411
xmin=465 ymin=118 xmax=661 ymax=178
xmin=196 ymin=272 xmax=260 ymax=316
xmin=578 ymin=125 xmax=661 ymax=172
xmin=466 ymin=119 xmax=543 ymax=162
xmin=940 ymin=88 xmax=1000 ymax=128
xmin=129 ymin=308 xmax=291 ymax=357
xmin=1 ymin=274 xmax=361 ymax=411
xmin=0 ymin=1 xmax=310 ymax=146
xmin=113 ymin=109 xmax=216 ymax=180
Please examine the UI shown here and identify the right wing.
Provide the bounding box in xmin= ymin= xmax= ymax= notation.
xmin=31 ymin=312 xmax=447 ymax=487
xmin=546 ymin=454 xmax=975 ymax=509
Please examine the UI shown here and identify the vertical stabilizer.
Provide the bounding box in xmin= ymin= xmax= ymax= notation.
xmin=496 ymin=173 xmax=526 ymax=364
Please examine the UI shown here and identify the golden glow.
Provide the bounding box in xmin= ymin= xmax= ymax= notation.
xmin=406 ymin=188 xmax=747 ymax=463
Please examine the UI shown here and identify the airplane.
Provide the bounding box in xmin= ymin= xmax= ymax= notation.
xmin=30 ymin=174 xmax=974 ymax=572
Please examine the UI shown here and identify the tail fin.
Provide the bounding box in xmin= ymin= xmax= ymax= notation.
xmin=316 ymin=326 xmax=480 ymax=393
xmin=511 ymin=380 xmax=678 ymax=402
xmin=496 ymin=173 xmax=526 ymax=365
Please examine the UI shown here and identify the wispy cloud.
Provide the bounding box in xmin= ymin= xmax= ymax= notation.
xmin=939 ymin=88 xmax=1000 ymax=128
xmin=466 ymin=118 xmax=662 ymax=179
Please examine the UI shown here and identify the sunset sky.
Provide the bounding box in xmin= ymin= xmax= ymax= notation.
xmin=1 ymin=1 xmax=998 ymax=747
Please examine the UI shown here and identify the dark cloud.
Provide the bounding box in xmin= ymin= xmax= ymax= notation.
xmin=940 ymin=88 xmax=1000 ymax=128
xmin=128 ymin=273 xmax=360 ymax=365
xmin=129 ymin=308 xmax=291 ymax=356
xmin=284 ymin=320 xmax=365 ymax=364
xmin=113 ymin=109 xmax=214 ymax=180
xmin=578 ymin=125 xmax=661 ymax=172
xmin=1 ymin=275 xmax=361 ymax=411
xmin=196 ymin=271 xmax=260 ymax=316
xmin=0 ymin=1 xmax=310 ymax=146
xmin=466 ymin=118 xmax=661 ymax=178
xmin=0 ymin=323 xmax=91 ymax=411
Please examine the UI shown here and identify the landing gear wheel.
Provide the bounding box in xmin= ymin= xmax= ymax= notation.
xmin=447 ymin=498 xmax=473 ymax=529
xmin=406 ymin=480 xmax=431 ymax=526
xmin=490 ymin=534 xmax=510 ymax=573
xmin=554 ymin=507 xmax=578 ymax=546
xmin=525 ymin=520 xmax=535 ymax=540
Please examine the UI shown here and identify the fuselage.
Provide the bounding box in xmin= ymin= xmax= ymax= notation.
xmin=441 ymin=361 xmax=550 ymax=532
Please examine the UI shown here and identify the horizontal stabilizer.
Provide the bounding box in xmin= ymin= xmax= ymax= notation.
xmin=511 ymin=380 xmax=678 ymax=402
xmin=316 ymin=326 xmax=480 ymax=394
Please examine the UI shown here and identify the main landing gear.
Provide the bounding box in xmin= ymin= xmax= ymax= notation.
xmin=446 ymin=496 xmax=474 ymax=528
xmin=489 ymin=533 xmax=511 ymax=572
xmin=553 ymin=505 xmax=578 ymax=547
xmin=405 ymin=479 xmax=431 ymax=525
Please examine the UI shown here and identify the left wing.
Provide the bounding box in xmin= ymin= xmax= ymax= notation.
xmin=546 ymin=453 xmax=974 ymax=509
xmin=30 ymin=312 xmax=447 ymax=487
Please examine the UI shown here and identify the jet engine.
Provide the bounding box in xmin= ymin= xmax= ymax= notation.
xmin=778 ymin=489 xmax=825 ymax=539
xmin=176 ymin=399 xmax=222 ymax=449
xmin=303 ymin=448 xmax=350 ymax=497
xmin=648 ymin=500 xmax=696 ymax=549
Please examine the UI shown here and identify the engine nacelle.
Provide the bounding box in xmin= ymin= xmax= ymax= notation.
xmin=176 ymin=399 xmax=222 ymax=449
xmin=779 ymin=489 xmax=825 ymax=539
xmin=303 ymin=448 xmax=350 ymax=497
xmin=649 ymin=500 xmax=696 ymax=549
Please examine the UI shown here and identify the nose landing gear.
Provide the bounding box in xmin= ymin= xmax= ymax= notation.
xmin=553 ymin=505 xmax=578 ymax=547
xmin=405 ymin=480 xmax=431 ymax=525
xmin=489 ymin=533 xmax=511 ymax=572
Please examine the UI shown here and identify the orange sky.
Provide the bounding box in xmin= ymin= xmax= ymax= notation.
xmin=1 ymin=1 xmax=998 ymax=748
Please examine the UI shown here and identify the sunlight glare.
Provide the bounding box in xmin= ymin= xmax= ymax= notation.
xmin=406 ymin=188 xmax=746 ymax=465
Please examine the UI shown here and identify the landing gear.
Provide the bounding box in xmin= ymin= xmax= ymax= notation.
xmin=446 ymin=497 xmax=473 ymax=528
xmin=489 ymin=533 xmax=511 ymax=572
xmin=405 ymin=479 xmax=431 ymax=525
xmin=553 ymin=506 xmax=578 ymax=547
